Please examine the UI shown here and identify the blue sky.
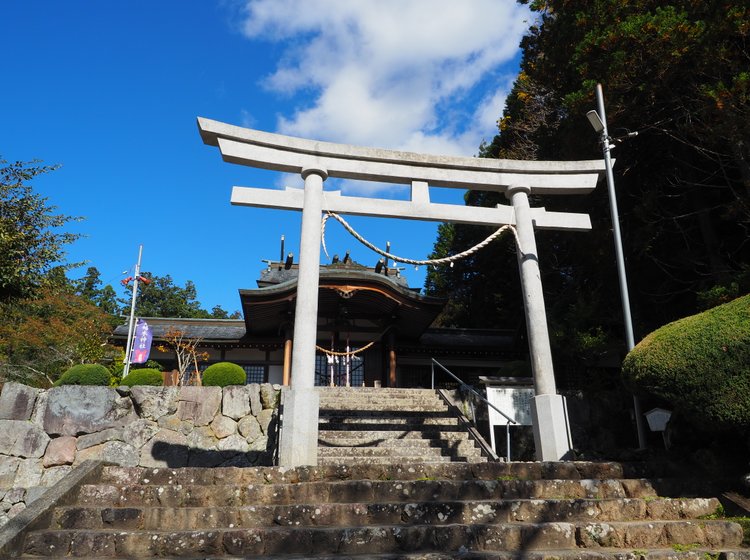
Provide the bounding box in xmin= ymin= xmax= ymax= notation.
xmin=1 ymin=1 xmax=531 ymax=315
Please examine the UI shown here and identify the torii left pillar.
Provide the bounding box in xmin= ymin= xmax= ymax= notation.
xmin=278 ymin=167 xmax=327 ymax=467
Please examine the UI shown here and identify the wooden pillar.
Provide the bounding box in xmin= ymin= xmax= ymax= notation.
xmin=282 ymin=331 xmax=292 ymax=386
xmin=388 ymin=331 xmax=397 ymax=388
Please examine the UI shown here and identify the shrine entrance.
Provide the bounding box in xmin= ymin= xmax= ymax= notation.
xmin=315 ymin=350 xmax=365 ymax=387
xmin=199 ymin=117 xmax=606 ymax=466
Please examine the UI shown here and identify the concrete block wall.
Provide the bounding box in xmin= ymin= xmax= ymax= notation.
xmin=0 ymin=382 xmax=281 ymax=528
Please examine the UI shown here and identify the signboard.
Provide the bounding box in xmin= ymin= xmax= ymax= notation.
xmin=485 ymin=386 xmax=534 ymax=459
xmin=486 ymin=386 xmax=534 ymax=427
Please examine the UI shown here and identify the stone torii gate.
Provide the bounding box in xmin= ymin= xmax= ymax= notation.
xmin=198 ymin=117 xmax=606 ymax=465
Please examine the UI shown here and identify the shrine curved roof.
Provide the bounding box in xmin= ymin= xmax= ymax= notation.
xmin=239 ymin=267 xmax=445 ymax=339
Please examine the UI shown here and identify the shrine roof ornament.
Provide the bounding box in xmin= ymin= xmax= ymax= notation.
xmin=198 ymin=117 xmax=606 ymax=195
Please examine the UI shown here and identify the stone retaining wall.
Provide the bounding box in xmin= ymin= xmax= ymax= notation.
xmin=0 ymin=382 xmax=281 ymax=528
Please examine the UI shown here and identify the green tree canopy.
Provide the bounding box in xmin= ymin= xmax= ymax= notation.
xmin=75 ymin=266 xmax=123 ymax=316
xmin=0 ymin=281 xmax=115 ymax=386
xmin=130 ymin=273 xmax=210 ymax=318
xmin=123 ymin=272 xmax=241 ymax=319
xmin=0 ymin=158 xmax=81 ymax=302
xmin=427 ymin=0 xmax=750 ymax=368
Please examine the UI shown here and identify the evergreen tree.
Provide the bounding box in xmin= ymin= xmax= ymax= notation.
xmin=428 ymin=0 xmax=750 ymax=366
xmin=131 ymin=273 xmax=211 ymax=318
xmin=75 ymin=266 xmax=122 ymax=316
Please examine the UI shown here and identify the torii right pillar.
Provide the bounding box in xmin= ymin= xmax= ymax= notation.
xmin=508 ymin=184 xmax=572 ymax=460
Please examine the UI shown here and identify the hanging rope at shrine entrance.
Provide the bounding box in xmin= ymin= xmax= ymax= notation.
xmin=315 ymin=340 xmax=375 ymax=357
xmin=321 ymin=211 xmax=520 ymax=267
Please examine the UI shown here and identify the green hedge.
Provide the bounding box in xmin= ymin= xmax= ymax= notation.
xmin=121 ymin=368 xmax=163 ymax=387
xmin=202 ymin=362 xmax=246 ymax=387
xmin=622 ymin=294 xmax=750 ymax=429
xmin=55 ymin=364 xmax=112 ymax=386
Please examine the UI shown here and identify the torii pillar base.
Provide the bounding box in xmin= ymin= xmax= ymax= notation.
xmin=531 ymin=394 xmax=573 ymax=461
xmin=278 ymin=388 xmax=319 ymax=467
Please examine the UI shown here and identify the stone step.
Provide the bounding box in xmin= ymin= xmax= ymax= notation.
xmin=19 ymin=550 xmax=750 ymax=560
xmin=13 ymin=461 xmax=746 ymax=560
xmin=319 ymin=415 xmax=458 ymax=426
xmin=318 ymin=392 xmax=443 ymax=399
xmin=317 ymin=447 xmax=461 ymax=458
xmin=74 ymin=478 xmax=660 ymax=508
xmin=318 ymin=429 xmax=474 ymax=442
xmin=315 ymin=455 xmax=488 ymax=465
xmin=96 ymin=462 xmax=627 ymax=485
xmin=318 ymin=387 xmax=442 ymax=400
xmin=317 ymin=446 xmax=476 ymax=458
xmin=318 ymin=445 xmax=483 ymax=461
xmin=318 ymin=391 xmax=445 ymax=400
xmin=319 ymin=409 xmax=454 ymax=418
xmin=316 ymin=386 xmax=478 ymax=464
xmin=321 ymin=390 xmax=443 ymax=395
xmin=318 ymin=437 xmax=479 ymax=453
xmin=318 ymin=416 xmax=467 ymax=437
xmin=319 ymin=402 xmax=450 ymax=412
xmin=317 ymin=456 xmax=459 ymax=465
xmin=316 ymin=388 xmax=440 ymax=396
xmin=50 ymin=497 xmax=724 ymax=531
xmin=21 ymin=519 xmax=744 ymax=557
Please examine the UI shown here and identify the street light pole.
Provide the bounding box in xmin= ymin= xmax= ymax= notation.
xmin=588 ymin=83 xmax=648 ymax=449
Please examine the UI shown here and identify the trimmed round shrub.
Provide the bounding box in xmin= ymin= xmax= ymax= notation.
xmin=121 ymin=368 xmax=163 ymax=387
xmin=622 ymin=294 xmax=750 ymax=429
xmin=202 ymin=362 xmax=246 ymax=387
xmin=56 ymin=363 xmax=112 ymax=386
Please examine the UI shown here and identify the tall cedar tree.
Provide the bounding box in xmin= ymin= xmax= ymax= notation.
xmin=426 ymin=0 xmax=750 ymax=368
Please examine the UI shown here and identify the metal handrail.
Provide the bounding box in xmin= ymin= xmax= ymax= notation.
xmin=431 ymin=358 xmax=517 ymax=461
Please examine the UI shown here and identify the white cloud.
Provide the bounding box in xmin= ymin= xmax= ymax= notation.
xmin=238 ymin=0 xmax=529 ymax=191
xmin=240 ymin=108 xmax=256 ymax=128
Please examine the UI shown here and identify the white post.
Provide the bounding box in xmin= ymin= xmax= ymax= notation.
xmin=279 ymin=166 xmax=326 ymax=467
xmin=329 ymin=334 xmax=335 ymax=387
xmin=507 ymin=185 xmax=573 ymax=460
xmin=345 ymin=336 xmax=351 ymax=388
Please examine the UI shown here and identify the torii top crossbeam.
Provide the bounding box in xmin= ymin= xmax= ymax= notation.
xmin=199 ymin=117 xmax=605 ymax=231
xmin=199 ymin=117 xmax=602 ymax=193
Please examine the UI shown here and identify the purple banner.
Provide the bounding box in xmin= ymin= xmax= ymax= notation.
xmin=130 ymin=319 xmax=152 ymax=364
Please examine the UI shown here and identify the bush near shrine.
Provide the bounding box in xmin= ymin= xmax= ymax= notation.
xmin=55 ymin=363 xmax=112 ymax=386
xmin=622 ymin=294 xmax=750 ymax=430
xmin=120 ymin=368 xmax=163 ymax=387
xmin=202 ymin=362 xmax=246 ymax=387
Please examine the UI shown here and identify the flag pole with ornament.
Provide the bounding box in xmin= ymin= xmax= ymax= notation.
xmin=121 ymin=245 xmax=152 ymax=378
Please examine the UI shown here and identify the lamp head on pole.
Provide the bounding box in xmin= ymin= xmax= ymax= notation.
xmin=586 ymin=110 xmax=605 ymax=133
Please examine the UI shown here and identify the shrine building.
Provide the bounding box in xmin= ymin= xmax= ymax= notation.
xmin=113 ymin=252 xmax=525 ymax=388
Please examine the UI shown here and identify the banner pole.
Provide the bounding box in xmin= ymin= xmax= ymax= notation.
xmin=122 ymin=245 xmax=143 ymax=379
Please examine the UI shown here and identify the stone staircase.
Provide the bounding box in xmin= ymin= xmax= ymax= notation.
xmin=5 ymin=460 xmax=749 ymax=558
xmin=317 ymin=387 xmax=487 ymax=465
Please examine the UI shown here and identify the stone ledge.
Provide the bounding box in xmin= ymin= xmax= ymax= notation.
xmin=0 ymin=460 xmax=104 ymax=558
